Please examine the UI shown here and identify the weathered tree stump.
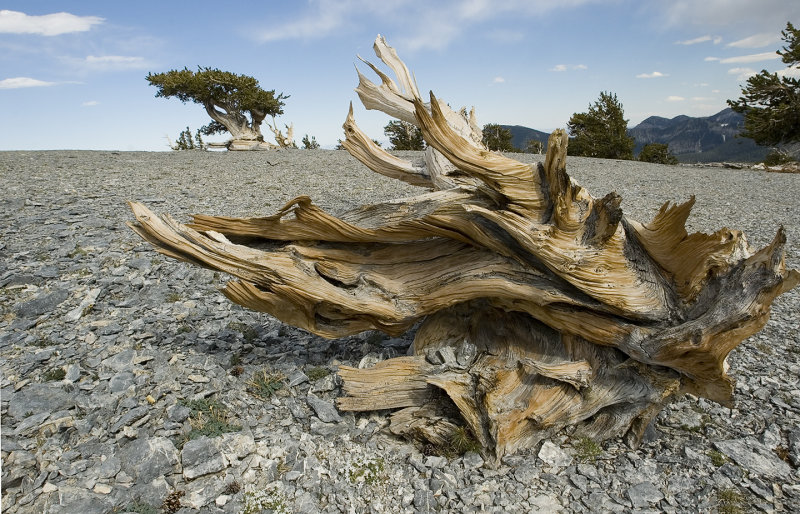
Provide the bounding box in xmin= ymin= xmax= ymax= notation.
xmin=129 ymin=36 xmax=799 ymax=463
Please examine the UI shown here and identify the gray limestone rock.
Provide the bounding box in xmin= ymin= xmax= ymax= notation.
xmin=538 ymin=441 xmax=573 ymax=467
xmin=626 ymin=481 xmax=664 ymax=509
xmin=15 ymin=289 xmax=70 ymax=318
xmin=306 ymin=393 xmax=342 ymax=423
xmin=118 ymin=436 xmax=179 ymax=483
xmin=714 ymin=437 xmax=792 ymax=480
xmin=182 ymin=436 xmax=226 ymax=480
xmin=6 ymin=382 xmax=73 ymax=420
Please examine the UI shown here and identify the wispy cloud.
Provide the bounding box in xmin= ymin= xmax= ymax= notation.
xmin=675 ymin=35 xmax=721 ymax=45
xmin=728 ymin=67 xmax=756 ymax=80
xmin=83 ymin=55 xmax=148 ymax=69
xmin=654 ymin=1 xmax=800 ymax=33
xmin=492 ymin=76 xmax=505 ymax=83
xmin=256 ymin=0 xmax=606 ymax=51
xmin=0 ymin=77 xmax=57 ymax=89
xmin=550 ymin=64 xmax=586 ymax=72
xmin=637 ymin=71 xmax=668 ymax=79
xmin=727 ymin=33 xmax=779 ymax=49
xmin=778 ymin=66 xmax=800 ymax=79
xmin=666 ymin=96 xmax=685 ymax=102
xmin=718 ymin=52 xmax=779 ymax=64
xmin=0 ymin=9 xmax=103 ymax=36
xmin=82 ymin=100 xmax=99 ymax=107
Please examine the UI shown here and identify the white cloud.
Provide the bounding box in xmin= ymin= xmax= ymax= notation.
xmin=82 ymin=100 xmax=99 ymax=106
xmin=653 ymin=1 xmax=800 ymax=33
xmin=550 ymin=64 xmax=586 ymax=72
xmin=492 ymin=76 xmax=505 ymax=83
xmin=704 ymin=56 xmax=720 ymax=62
xmin=0 ymin=9 xmax=103 ymax=36
xmin=719 ymin=52 xmax=779 ymax=64
xmin=778 ymin=65 xmax=800 ymax=79
xmin=728 ymin=67 xmax=756 ymax=80
xmin=0 ymin=77 xmax=56 ymax=89
xmin=256 ymin=0 xmax=607 ymax=50
xmin=666 ymin=96 xmax=685 ymax=101
xmin=83 ymin=55 xmax=148 ymax=69
xmin=727 ymin=33 xmax=780 ymax=49
xmin=637 ymin=71 xmax=668 ymax=79
xmin=676 ymin=35 xmax=713 ymax=45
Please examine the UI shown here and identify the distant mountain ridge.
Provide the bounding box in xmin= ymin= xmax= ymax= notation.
xmin=499 ymin=108 xmax=768 ymax=163
xmin=628 ymin=108 xmax=767 ymax=163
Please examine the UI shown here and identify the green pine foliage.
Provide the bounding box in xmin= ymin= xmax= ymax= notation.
xmin=147 ymin=67 xmax=287 ymax=139
xmin=384 ymin=120 xmax=425 ymax=150
xmin=638 ymin=143 xmax=678 ymax=164
xmin=482 ymin=123 xmax=516 ymax=152
xmin=171 ymin=127 xmax=207 ymax=151
xmin=567 ymin=91 xmax=635 ymax=160
xmin=302 ymin=134 xmax=320 ymax=149
xmin=728 ymin=22 xmax=800 ymax=148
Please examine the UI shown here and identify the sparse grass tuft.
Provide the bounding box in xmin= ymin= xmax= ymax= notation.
xmin=177 ymin=398 xmax=241 ymax=448
xmin=242 ymin=484 xmax=289 ymax=514
xmin=717 ymin=488 xmax=747 ymax=514
xmin=346 ymin=455 xmax=387 ymax=486
xmin=43 ymin=367 xmax=66 ymax=382
xmin=228 ymin=321 xmax=258 ymax=343
xmin=165 ymin=292 xmax=181 ymax=303
xmin=246 ymin=370 xmax=285 ymax=400
xmin=306 ymin=366 xmax=330 ymax=381
xmin=573 ymin=437 xmax=603 ymax=462
xmin=709 ymin=449 xmax=727 ymax=467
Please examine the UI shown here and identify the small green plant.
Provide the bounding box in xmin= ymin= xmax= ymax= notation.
xmin=165 ymin=292 xmax=181 ymax=303
xmin=346 ymin=455 xmax=387 ymax=487
xmin=754 ymin=341 xmax=774 ymax=355
xmin=247 ymin=370 xmax=285 ymax=400
xmin=450 ymin=426 xmax=482 ymax=455
xmin=709 ymin=449 xmax=727 ymax=467
xmin=306 ymin=366 xmax=330 ymax=381
xmin=177 ymin=324 xmax=192 ymax=334
xmin=68 ymin=244 xmax=89 ymax=258
xmin=242 ymin=484 xmax=289 ymax=514
xmin=638 ymin=143 xmax=679 ymax=165
xmin=763 ymin=150 xmax=796 ymax=167
xmin=230 ymin=352 xmax=242 ymax=367
xmin=716 ymin=488 xmax=747 ymax=514
xmin=32 ymin=337 xmax=54 ymax=348
xmin=573 ymin=437 xmax=603 ymax=462
xmin=301 ymin=134 xmax=320 ymax=149
xmin=177 ymin=398 xmax=241 ymax=448
xmin=228 ymin=321 xmax=258 ymax=343
xmin=43 ymin=367 xmax=66 ymax=382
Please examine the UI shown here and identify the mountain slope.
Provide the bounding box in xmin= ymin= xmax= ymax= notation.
xmin=628 ymin=108 xmax=767 ymax=162
xmin=502 ymin=125 xmax=551 ymax=152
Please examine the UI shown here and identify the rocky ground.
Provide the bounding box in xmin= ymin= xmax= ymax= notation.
xmin=1 ymin=149 xmax=799 ymax=513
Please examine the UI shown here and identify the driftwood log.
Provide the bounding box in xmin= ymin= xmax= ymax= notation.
xmin=129 ymin=36 xmax=799 ymax=463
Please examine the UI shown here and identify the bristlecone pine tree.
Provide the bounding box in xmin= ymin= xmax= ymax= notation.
xmin=130 ymin=36 xmax=799 ymax=464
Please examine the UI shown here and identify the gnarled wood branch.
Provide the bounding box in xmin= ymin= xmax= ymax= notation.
xmin=129 ymin=35 xmax=799 ymax=463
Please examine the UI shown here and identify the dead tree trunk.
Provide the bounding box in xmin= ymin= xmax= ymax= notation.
xmin=129 ymin=36 xmax=799 ymax=463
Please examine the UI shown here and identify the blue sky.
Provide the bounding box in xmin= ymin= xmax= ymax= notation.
xmin=1 ymin=1 xmax=798 ymax=151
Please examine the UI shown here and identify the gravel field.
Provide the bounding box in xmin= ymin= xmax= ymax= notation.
xmin=1 ymin=148 xmax=799 ymax=513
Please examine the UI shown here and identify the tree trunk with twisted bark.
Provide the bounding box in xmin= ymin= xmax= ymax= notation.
xmin=129 ymin=36 xmax=799 ymax=464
